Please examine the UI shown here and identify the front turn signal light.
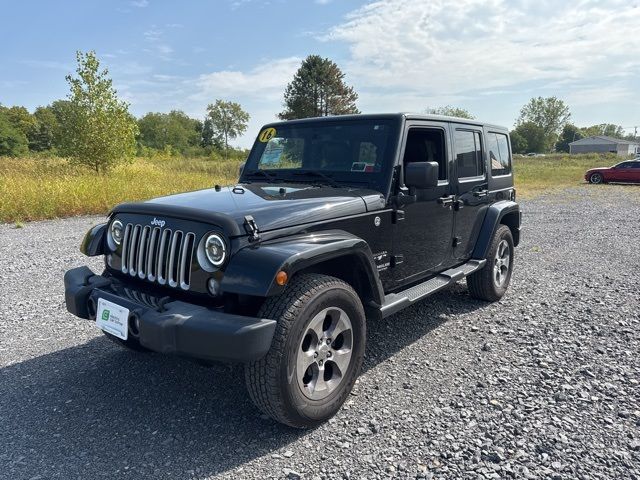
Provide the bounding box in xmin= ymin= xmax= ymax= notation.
xmin=276 ymin=270 xmax=288 ymax=286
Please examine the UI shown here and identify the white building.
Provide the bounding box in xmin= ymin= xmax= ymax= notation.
xmin=569 ymin=136 xmax=640 ymax=156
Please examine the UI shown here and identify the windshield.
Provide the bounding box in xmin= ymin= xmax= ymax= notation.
xmin=242 ymin=118 xmax=400 ymax=191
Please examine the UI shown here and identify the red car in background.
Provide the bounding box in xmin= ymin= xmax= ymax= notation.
xmin=585 ymin=159 xmax=640 ymax=184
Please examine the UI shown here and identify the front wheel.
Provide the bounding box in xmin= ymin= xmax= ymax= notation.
xmin=467 ymin=224 xmax=514 ymax=302
xmin=589 ymin=172 xmax=604 ymax=184
xmin=245 ymin=274 xmax=366 ymax=428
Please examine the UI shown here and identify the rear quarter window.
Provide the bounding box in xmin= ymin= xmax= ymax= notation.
xmin=488 ymin=132 xmax=511 ymax=176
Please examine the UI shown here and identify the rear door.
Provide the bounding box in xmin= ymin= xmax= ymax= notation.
xmin=451 ymin=125 xmax=491 ymax=261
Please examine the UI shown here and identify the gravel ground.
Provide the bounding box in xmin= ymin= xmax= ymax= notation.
xmin=1 ymin=185 xmax=639 ymax=480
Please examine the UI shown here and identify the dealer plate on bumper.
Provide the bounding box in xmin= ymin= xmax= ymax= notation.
xmin=96 ymin=298 xmax=129 ymax=340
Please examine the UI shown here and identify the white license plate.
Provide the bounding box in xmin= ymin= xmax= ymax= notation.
xmin=96 ymin=298 xmax=130 ymax=340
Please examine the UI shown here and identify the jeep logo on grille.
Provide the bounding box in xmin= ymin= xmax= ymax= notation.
xmin=150 ymin=217 xmax=166 ymax=228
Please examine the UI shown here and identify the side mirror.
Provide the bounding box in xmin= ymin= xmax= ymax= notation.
xmin=238 ymin=162 xmax=246 ymax=178
xmin=405 ymin=161 xmax=439 ymax=189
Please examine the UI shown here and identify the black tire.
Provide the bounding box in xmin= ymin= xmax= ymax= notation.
xmin=589 ymin=172 xmax=604 ymax=184
xmin=467 ymin=225 xmax=514 ymax=302
xmin=103 ymin=331 xmax=150 ymax=352
xmin=245 ymin=274 xmax=366 ymax=428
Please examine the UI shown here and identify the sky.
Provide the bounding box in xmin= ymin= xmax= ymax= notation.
xmin=1 ymin=0 xmax=639 ymax=147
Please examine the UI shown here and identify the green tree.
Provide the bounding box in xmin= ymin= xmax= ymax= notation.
xmin=206 ymin=99 xmax=249 ymax=155
xmin=137 ymin=110 xmax=202 ymax=154
xmin=555 ymin=124 xmax=583 ymax=153
xmin=581 ymin=123 xmax=626 ymax=139
xmin=0 ymin=105 xmax=37 ymax=137
xmin=27 ymin=106 xmax=59 ymax=151
xmin=509 ymin=129 xmax=527 ymax=154
xmin=512 ymin=122 xmax=547 ymax=153
xmin=200 ymin=117 xmax=223 ymax=149
xmin=279 ymin=55 xmax=359 ymax=120
xmin=516 ymin=96 xmax=571 ymax=152
xmin=47 ymin=100 xmax=74 ymax=150
xmin=425 ymin=105 xmax=475 ymax=119
xmin=0 ymin=110 xmax=28 ymax=156
xmin=61 ymin=51 xmax=138 ymax=172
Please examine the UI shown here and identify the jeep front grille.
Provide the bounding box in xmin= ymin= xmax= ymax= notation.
xmin=120 ymin=223 xmax=196 ymax=290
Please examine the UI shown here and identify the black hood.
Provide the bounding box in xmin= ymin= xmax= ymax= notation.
xmin=111 ymin=183 xmax=386 ymax=235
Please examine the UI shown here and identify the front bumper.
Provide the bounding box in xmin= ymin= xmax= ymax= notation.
xmin=64 ymin=266 xmax=276 ymax=362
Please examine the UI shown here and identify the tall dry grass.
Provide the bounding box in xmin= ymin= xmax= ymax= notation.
xmin=0 ymin=155 xmax=241 ymax=223
xmin=0 ymin=152 xmax=630 ymax=223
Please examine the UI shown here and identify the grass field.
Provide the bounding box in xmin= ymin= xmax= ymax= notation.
xmin=512 ymin=153 xmax=618 ymax=198
xmin=0 ymin=153 xmax=627 ymax=223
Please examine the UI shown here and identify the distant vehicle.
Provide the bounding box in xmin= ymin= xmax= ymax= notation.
xmin=585 ymin=160 xmax=640 ymax=184
xmin=525 ymin=153 xmax=546 ymax=157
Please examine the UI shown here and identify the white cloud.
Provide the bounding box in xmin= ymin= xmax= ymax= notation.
xmin=131 ymin=0 xmax=149 ymax=7
xmin=193 ymin=57 xmax=302 ymax=102
xmin=323 ymin=0 xmax=640 ymax=97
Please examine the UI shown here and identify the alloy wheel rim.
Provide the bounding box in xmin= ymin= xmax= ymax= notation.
xmin=592 ymin=174 xmax=602 ymax=184
xmin=493 ymin=239 xmax=511 ymax=287
xmin=296 ymin=307 xmax=353 ymax=401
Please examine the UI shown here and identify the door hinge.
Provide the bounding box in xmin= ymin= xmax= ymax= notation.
xmin=391 ymin=254 xmax=404 ymax=267
xmin=392 ymin=210 xmax=405 ymax=223
xmin=452 ymin=236 xmax=462 ymax=247
xmin=243 ymin=215 xmax=261 ymax=242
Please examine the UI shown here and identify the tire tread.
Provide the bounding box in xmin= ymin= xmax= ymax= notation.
xmin=467 ymin=225 xmax=513 ymax=302
xmin=245 ymin=274 xmax=361 ymax=427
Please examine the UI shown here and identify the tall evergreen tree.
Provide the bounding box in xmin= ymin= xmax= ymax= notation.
xmin=279 ymin=55 xmax=359 ymax=120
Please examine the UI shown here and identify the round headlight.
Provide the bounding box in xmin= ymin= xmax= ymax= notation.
xmin=204 ymin=234 xmax=226 ymax=266
xmin=110 ymin=220 xmax=124 ymax=246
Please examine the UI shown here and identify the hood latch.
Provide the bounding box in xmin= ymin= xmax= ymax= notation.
xmin=243 ymin=215 xmax=261 ymax=242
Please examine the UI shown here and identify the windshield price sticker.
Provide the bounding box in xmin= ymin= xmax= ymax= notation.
xmin=259 ymin=127 xmax=277 ymax=142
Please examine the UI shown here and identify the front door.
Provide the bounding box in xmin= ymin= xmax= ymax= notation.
xmin=392 ymin=124 xmax=454 ymax=286
xmin=451 ymin=125 xmax=491 ymax=261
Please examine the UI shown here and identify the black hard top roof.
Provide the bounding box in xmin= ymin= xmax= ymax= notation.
xmin=261 ymin=113 xmax=508 ymax=132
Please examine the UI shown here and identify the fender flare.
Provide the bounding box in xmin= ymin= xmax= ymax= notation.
xmin=220 ymin=230 xmax=385 ymax=305
xmin=80 ymin=223 xmax=107 ymax=257
xmin=472 ymin=200 xmax=521 ymax=259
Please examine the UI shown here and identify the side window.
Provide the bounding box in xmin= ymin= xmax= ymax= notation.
xmin=455 ymin=130 xmax=484 ymax=178
xmin=488 ymin=132 xmax=512 ymax=176
xmin=403 ymin=128 xmax=448 ymax=181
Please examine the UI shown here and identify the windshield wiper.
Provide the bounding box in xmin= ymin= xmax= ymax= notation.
xmin=244 ymin=170 xmax=284 ymax=182
xmin=292 ymin=171 xmax=341 ymax=188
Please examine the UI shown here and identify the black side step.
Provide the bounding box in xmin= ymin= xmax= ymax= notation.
xmin=380 ymin=259 xmax=486 ymax=318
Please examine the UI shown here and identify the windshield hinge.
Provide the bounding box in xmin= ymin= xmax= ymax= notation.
xmin=243 ymin=215 xmax=261 ymax=242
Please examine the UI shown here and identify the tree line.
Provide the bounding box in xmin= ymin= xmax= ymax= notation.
xmin=1 ymin=50 xmax=632 ymax=168
xmin=0 ymin=52 xmax=253 ymax=170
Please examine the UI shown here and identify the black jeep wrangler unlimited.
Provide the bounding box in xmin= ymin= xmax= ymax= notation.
xmin=64 ymin=114 xmax=521 ymax=428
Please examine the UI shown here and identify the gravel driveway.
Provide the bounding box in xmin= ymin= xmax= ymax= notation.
xmin=1 ymin=186 xmax=639 ymax=480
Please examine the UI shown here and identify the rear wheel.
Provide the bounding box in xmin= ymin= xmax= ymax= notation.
xmin=245 ymin=274 xmax=366 ymax=428
xmin=467 ymin=225 xmax=514 ymax=302
xmin=589 ymin=172 xmax=604 ymax=184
